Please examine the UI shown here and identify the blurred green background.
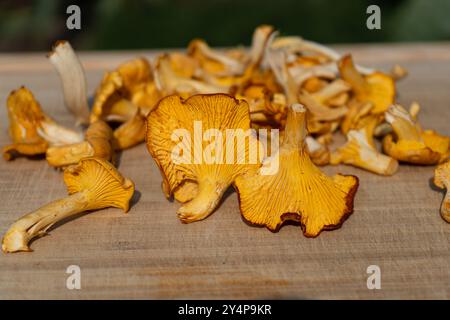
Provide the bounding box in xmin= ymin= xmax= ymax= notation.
xmin=1 ymin=0 xmax=449 ymax=51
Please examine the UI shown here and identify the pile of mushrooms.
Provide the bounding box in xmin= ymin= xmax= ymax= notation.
xmin=2 ymin=26 xmax=449 ymax=252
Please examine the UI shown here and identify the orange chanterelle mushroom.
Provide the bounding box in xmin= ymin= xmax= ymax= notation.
xmin=146 ymin=94 xmax=258 ymax=223
xmin=234 ymin=104 xmax=359 ymax=237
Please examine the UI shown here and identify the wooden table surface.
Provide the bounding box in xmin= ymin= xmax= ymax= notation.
xmin=0 ymin=43 xmax=449 ymax=300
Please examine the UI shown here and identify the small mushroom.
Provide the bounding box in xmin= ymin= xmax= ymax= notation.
xmin=90 ymin=57 xmax=161 ymax=124
xmin=331 ymin=116 xmax=399 ymax=176
xmin=338 ymin=55 xmax=395 ymax=114
xmin=48 ymin=41 xmax=90 ymax=125
xmin=434 ymin=161 xmax=450 ymax=223
xmin=383 ymin=104 xmax=449 ymax=165
xmin=3 ymin=87 xmax=83 ymax=160
xmin=2 ymin=157 xmax=135 ymax=253
xmin=146 ymin=94 xmax=256 ymax=223
xmin=234 ymin=104 xmax=359 ymax=237
xmin=46 ymin=121 xmax=114 ymax=168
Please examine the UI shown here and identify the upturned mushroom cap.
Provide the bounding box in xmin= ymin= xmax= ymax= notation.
xmin=3 ymin=87 xmax=82 ymax=160
xmin=338 ymin=55 xmax=395 ymax=114
xmin=146 ymin=94 xmax=258 ymax=222
xmin=234 ymin=104 xmax=359 ymax=237
xmin=64 ymin=157 xmax=135 ymax=212
xmin=383 ymin=104 xmax=449 ymax=165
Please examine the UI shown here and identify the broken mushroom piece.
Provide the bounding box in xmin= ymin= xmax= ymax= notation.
xmin=154 ymin=55 xmax=228 ymax=96
xmin=434 ymin=161 xmax=450 ymax=223
xmin=338 ymin=55 xmax=395 ymax=114
xmin=146 ymin=94 xmax=257 ymax=223
xmin=48 ymin=41 xmax=90 ymax=125
xmin=46 ymin=121 xmax=114 ymax=168
xmin=331 ymin=116 xmax=399 ymax=176
xmin=305 ymin=136 xmax=330 ymax=166
xmin=113 ymin=109 xmax=147 ymax=150
xmin=1 ymin=157 xmax=135 ymax=253
xmin=383 ymin=104 xmax=449 ymax=165
xmin=3 ymin=87 xmax=83 ymax=160
xmin=234 ymin=104 xmax=359 ymax=237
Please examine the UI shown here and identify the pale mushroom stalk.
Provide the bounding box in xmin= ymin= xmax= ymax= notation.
xmin=190 ymin=40 xmax=244 ymax=75
xmin=48 ymin=41 xmax=90 ymax=126
xmin=2 ymin=158 xmax=135 ymax=253
xmin=311 ymin=79 xmax=351 ymax=103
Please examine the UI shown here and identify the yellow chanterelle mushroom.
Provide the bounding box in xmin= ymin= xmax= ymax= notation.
xmin=146 ymin=94 xmax=258 ymax=223
xmin=234 ymin=104 xmax=359 ymax=237
xmin=46 ymin=121 xmax=114 ymax=168
xmin=2 ymin=158 xmax=134 ymax=253
xmin=3 ymin=87 xmax=82 ymax=160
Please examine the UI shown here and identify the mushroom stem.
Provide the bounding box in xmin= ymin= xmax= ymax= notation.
xmin=177 ymin=179 xmax=227 ymax=223
xmin=2 ymin=192 xmax=89 ymax=253
xmin=48 ymin=41 xmax=90 ymax=126
xmin=283 ymin=104 xmax=307 ymax=148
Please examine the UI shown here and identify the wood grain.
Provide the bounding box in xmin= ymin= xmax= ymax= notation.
xmin=0 ymin=43 xmax=449 ymax=299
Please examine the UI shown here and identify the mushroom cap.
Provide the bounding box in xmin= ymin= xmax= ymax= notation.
xmin=146 ymin=93 xmax=257 ymax=221
xmin=63 ymin=157 xmax=135 ymax=212
xmin=3 ymin=86 xmax=81 ymax=160
xmin=234 ymin=104 xmax=359 ymax=237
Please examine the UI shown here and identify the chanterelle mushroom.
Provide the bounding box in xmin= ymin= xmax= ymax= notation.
xmin=90 ymin=57 xmax=162 ymax=124
xmin=383 ymin=104 xmax=449 ymax=165
xmin=338 ymin=54 xmax=395 ymax=115
xmin=46 ymin=120 xmax=114 ymax=168
xmin=234 ymin=104 xmax=359 ymax=237
xmin=146 ymin=94 xmax=258 ymax=223
xmin=434 ymin=161 xmax=450 ymax=223
xmin=3 ymin=87 xmax=82 ymax=160
xmin=331 ymin=116 xmax=399 ymax=176
xmin=2 ymin=157 xmax=134 ymax=253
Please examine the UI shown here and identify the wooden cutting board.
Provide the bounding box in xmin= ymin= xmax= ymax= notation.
xmin=0 ymin=43 xmax=449 ymax=299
